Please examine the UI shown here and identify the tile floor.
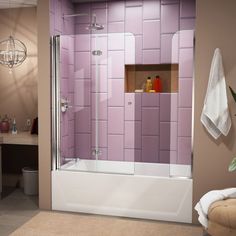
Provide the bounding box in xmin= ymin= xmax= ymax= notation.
xmin=0 ymin=187 xmax=39 ymax=236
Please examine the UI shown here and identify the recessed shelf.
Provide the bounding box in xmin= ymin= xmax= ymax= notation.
xmin=125 ymin=64 xmax=179 ymax=93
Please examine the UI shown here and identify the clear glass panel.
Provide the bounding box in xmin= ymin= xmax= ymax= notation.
xmin=56 ymin=31 xmax=135 ymax=175
xmin=169 ymin=30 xmax=195 ymax=178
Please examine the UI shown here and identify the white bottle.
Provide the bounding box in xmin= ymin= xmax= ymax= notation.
xmin=12 ymin=118 xmax=17 ymax=134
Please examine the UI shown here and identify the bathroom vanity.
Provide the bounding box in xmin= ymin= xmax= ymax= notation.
xmin=0 ymin=132 xmax=38 ymax=198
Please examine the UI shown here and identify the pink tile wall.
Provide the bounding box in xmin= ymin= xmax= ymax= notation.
xmin=72 ymin=0 xmax=195 ymax=164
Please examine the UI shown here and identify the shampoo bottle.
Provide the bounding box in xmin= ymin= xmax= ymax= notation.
xmin=12 ymin=118 xmax=17 ymax=134
xmin=153 ymin=75 xmax=162 ymax=92
xmin=145 ymin=77 xmax=152 ymax=92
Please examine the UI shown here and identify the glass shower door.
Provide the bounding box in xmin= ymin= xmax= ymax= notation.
xmin=52 ymin=32 xmax=135 ymax=175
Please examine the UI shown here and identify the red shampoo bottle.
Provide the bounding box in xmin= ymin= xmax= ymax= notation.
xmin=153 ymin=75 xmax=162 ymax=92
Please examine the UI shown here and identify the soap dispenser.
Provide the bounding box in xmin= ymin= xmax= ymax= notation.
xmin=12 ymin=118 xmax=17 ymax=135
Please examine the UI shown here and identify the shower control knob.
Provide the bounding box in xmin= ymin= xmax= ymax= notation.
xmin=128 ymin=102 xmax=132 ymax=105
xmin=61 ymin=97 xmax=72 ymax=113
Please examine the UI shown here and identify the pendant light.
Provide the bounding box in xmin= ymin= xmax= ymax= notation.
xmin=0 ymin=0 xmax=27 ymax=69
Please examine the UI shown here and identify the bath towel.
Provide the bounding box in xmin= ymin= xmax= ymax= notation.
xmin=195 ymin=188 xmax=236 ymax=228
xmin=201 ymin=48 xmax=231 ymax=139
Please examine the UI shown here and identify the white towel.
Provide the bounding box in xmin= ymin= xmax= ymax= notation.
xmin=195 ymin=188 xmax=236 ymax=228
xmin=201 ymin=48 xmax=231 ymax=139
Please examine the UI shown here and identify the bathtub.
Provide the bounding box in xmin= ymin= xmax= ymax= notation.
xmin=52 ymin=160 xmax=192 ymax=223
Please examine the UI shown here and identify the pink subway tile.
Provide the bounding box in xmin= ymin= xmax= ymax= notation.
xmin=161 ymin=34 xmax=175 ymax=63
xmin=160 ymin=122 xmax=177 ymax=150
xmin=61 ymin=112 xmax=69 ymax=136
xmin=142 ymin=136 xmax=159 ymax=163
xmin=75 ymin=52 xmax=91 ymax=78
xmin=55 ymin=0 xmax=62 ymax=32
xmin=61 ymin=135 xmax=69 ymax=158
xmin=75 ymin=133 xmax=91 ymax=159
xmin=68 ymin=65 xmax=74 ymax=93
xmin=143 ymin=20 xmax=160 ymax=49
xmin=125 ymin=34 xmax=136 ymax=64
xmin=75 ymin=23 xmax=89 ymax=34
xmin=143 ymin=0 xmax=160 ymax=20
xmin=135 ymin=35 xmax=143 ymax=64
xmin=178 ymin=108 xmax=192 ymax=137
xmin=160 ymin=93 xmax=178 ymax=122
xmin=62 ymin=18 xmax=74 ymax=35
xmin=68 ymin=120 xmax=75 ymax=148
xmin=161 ymin=3 xmax=179 ymax=33
xmin=92 ymin=2 xmax=107 ymax=9
xmin=124 ymin=149 xmax=141 ymax=162
xmin=62 ymin=0 xmax=73 ymax=15
xmin=159 ymin=151 xmax=170 ymax=164
xmin=179 ymin=79 xmax=193 ymax=107
xmin=108 ymin=50 xmax=125 ymax=78
xmin=92 ymin=121 xmax=108 ymax=147
xmin=180 ymin=29 xmax=194 ymax=48
xmin=68 ymin=148 xmax=75 ymax=159
xmin=108 ymin=33 xmax=125 ymax=51
xmin=61 ymin=79 xmax=69 ymax=97
xmin=142 ymin=107 xmax=160 ymax=135
xmin=50 ymin=0 xmax=55 ymax=13
xmin=60 ymin=48 xmax=69 ymax=78
xmin=68 ymin=36 xmax=75 ymax=65
xmin=161 ymin=0 xmax=179 ymax=3
xmin=125 ymin=93 xmax=141 ymax=121
xmin=124 ymin=149 xmax=135 ymax=162
xmin=143 ymin=50 xmax=160 ymax=64
xmin=75 ymin=34 xmax=90 ymax=51
xmin=75 ymin=106 xmax=91 ymax=133
xmin=179 ymin=48 xmax=194 ymax=78
xmin=177 ymin=137 xmax=192 ymax=165
xmin=180 ymin=0 xmax=196 ymax=18
xmin=126 ymin=1 xmax=142 ymax=7
xmin=92 ymin=65 xmax=108 ymax=93
xmin=108 ymin=135 xmax=124 ymax=161
xmin=125 ymin=121 xmax=141 ymax=149
xmin=75 ymin=3 xmax=91 ymax=24
xmin=142 ymin=93 xmax=160 ymax=107
xmin=108 ymin=22 xmax=125 ymax=33
xmin=74 ymin=80 xmax=91 ymax=106
xmin=91 ymin=8 xmax=107 ymax=24
xmin=92 ymin=93 xmax=108 ymax=120
xmin=108 ymin=107 xmax=124 ymax=134
xmin=108 ymin=1 xmax=125 ymax=22
xmin=125 ymin=6 xmax=142 ymax=35
xmin=180 ymin=18 xmax=195 ymax=30
xmin=108 ymin=79 xmax=124 ymax=106
xmin=171 ymin=32 xmax=179 ymax=63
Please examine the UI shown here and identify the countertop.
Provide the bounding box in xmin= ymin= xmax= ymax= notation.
xmin=0 ymin=132 xmax=38 ymax=145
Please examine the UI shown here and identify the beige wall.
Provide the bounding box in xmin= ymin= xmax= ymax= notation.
xmin=193 ymin=0 xmax=236 ymax=223
xmin=37 ymin=0 xmax=51 ymax=210
xmin=0 ymin=7 xmax=37 ymax=131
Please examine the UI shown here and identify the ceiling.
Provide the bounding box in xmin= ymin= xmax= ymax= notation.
xmin=0 ymin=0 xmax=37 ymax=9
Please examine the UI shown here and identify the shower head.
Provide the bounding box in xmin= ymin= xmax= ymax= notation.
xmin=87 ymin=14 xmax=104 ymax=31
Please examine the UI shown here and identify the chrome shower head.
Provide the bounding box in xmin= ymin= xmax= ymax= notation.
xmin=87 ymin=14 xmax=104 ymax=31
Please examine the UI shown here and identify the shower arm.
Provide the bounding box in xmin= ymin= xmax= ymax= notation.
xmin=63 ymin=13 xmax=89 ymax=18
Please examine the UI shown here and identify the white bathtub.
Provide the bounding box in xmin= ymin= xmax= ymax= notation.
xmin=52 ymin=160 xmax=192 ymax=223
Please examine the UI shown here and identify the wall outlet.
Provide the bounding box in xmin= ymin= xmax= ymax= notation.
xmin=26 ymin=119 xmax=31 ymax=127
